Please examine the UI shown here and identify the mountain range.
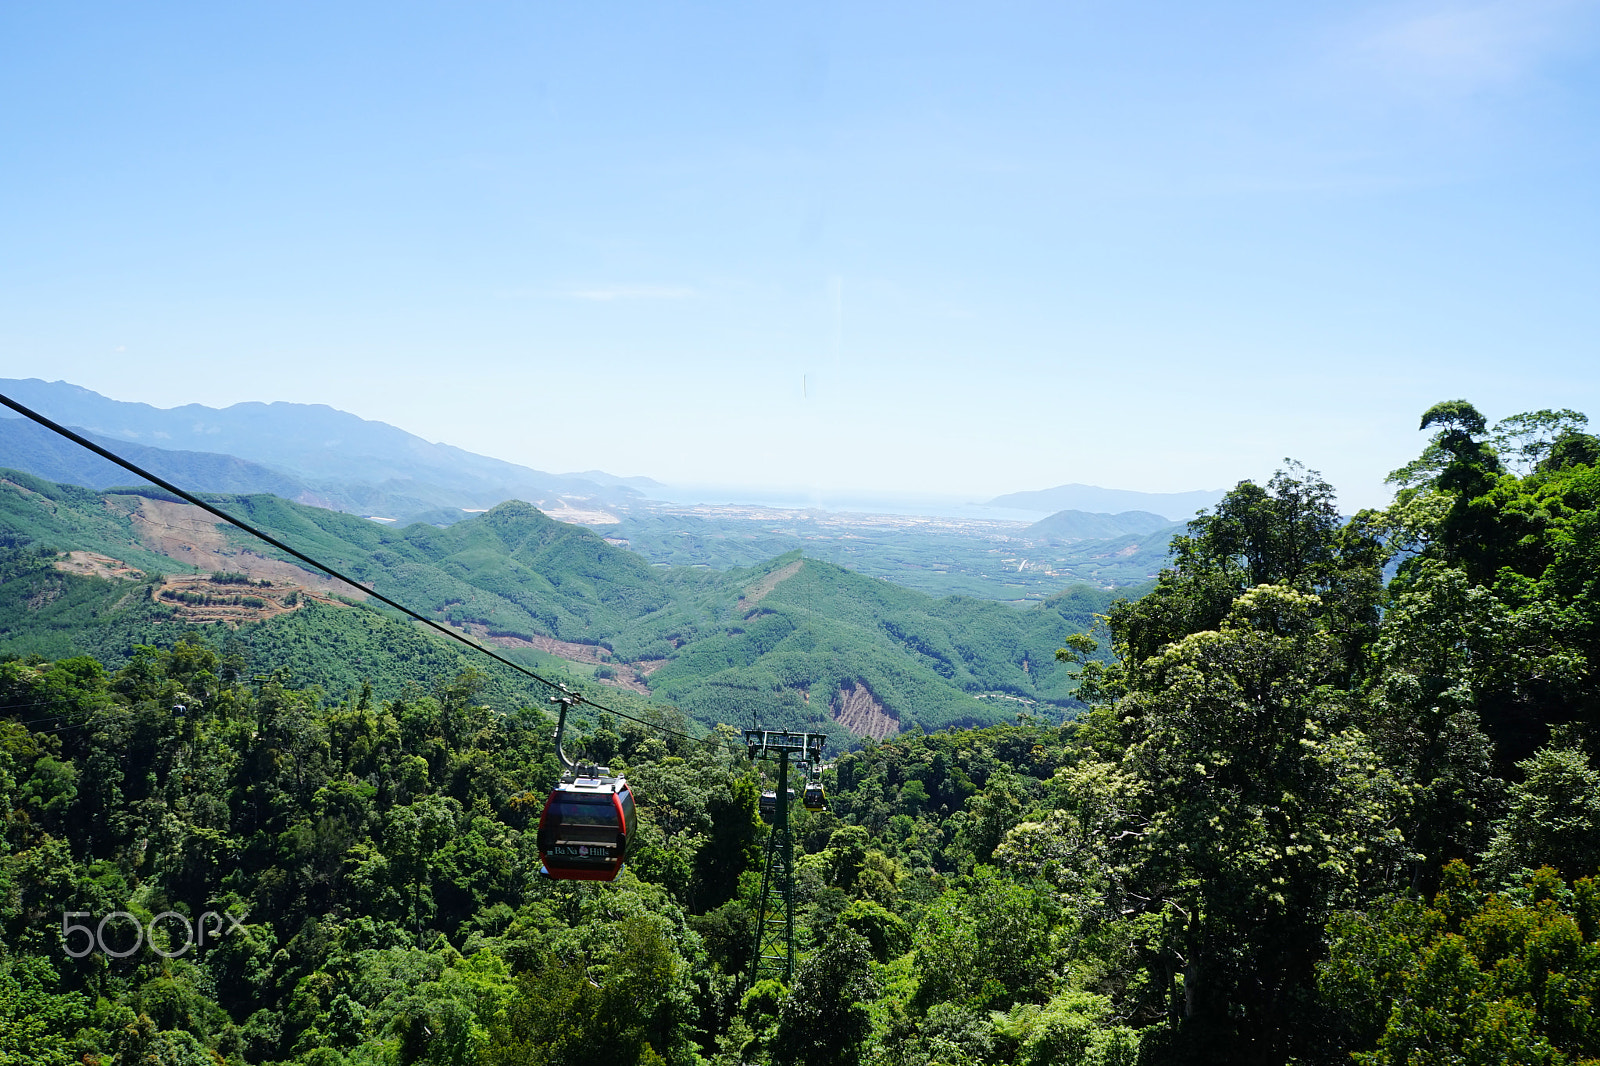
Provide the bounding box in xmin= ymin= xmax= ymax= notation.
xmin=0 ymin=379 xmax=1201 ymax=602
xmin=0 ymin=377 xmax=643 ymax=521
xmin=5 ymin=379 xmax=1221 ymax=528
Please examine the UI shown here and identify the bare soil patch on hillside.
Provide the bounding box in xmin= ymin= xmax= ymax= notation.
xmin=124 ymin=498 xmax=365 ymax=598
xmin=594 ymin=673 xmax=651 ymax=696
xmin=464 ymin=626 xmax=611 ymax=664
xmin=457 ymin=624 xmax=654 ymax=695
xmin=741 ymin=558 xmax=802 ymax=607
xmin=154 ymin=575 xmax=348 ymax=625
xmin=832 ymin=681 xmax=899 ymax=740
xmin=53 ymin=551 xmax=145 ymax=582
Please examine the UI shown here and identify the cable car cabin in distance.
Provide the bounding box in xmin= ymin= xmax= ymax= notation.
xmin=537 ymin=770 xmax=637 ymax=882
xmin=802 ymin=780 xmax=827 ymax=812
xmin=759 ymin=789 xmax=795 ymax=823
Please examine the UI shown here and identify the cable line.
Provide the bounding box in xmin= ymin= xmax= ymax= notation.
xmin=0 ymin=696 xmax=116 ymax=714
xmin=0 ymin=390 xmax=701 ymax=745
xmin=3 ymin=389 xmax=814 ymax=970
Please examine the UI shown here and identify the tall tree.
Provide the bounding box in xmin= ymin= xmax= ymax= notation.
xmin=773 ymin=930 xmax=878 ymax=1066
xmin=1108 ymin=463 xmax=1386 ymax=683
xmin=1082 ymin=587 xmax=1408 ymax=1064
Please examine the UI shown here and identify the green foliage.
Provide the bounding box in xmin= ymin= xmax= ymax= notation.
xmin=773 ymin=930 xmax=878 ymax=1066
xmin=1421 ymin=399 xmax=1491 ymax=437
xmin=1105 ymin=462 xmax=1387 ymax=681
xmin=996 ymin=990 xmax=1141 ymax=1066
xmin=1321 ymin=862 xmax=1600 ymax=1066
xmin=0 ymin=953 xmax=94 ymax=1065
xmin=912 ymin=868 xmax=1057 ymax=1012
xmin=1482 ymin=735 xmax=1600 ymax=884
xmin=0 ymin=642 xmax=726 ymax=1065
xmin=1068 ymin=589 xmax=1410 ymax=1059
xmin=484 ymin=914 xmax=693 ymax=1065
xmin=838 ymin=899 xmax=910 ymax=962
xmin=0 ymin=477 xmax=1117 ymax=739
xmin=1489 ymin=408 xmax=1591 ymax=476
xmin=5 ymin=401 xmax=1600 ymax=1065
xmin=1381 ymin=403 xmax=1600 ymax=768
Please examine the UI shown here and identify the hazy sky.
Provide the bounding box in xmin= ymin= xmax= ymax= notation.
xmin=3 ymin=1 xmax=1598 ymax=510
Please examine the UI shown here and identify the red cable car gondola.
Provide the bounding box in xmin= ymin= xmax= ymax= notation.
xmin=537 ymin=692 xmax=637 ymax=882
xmin=537 ymin=772 xmax=637 ymax=881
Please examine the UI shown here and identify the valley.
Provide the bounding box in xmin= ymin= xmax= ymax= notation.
xmin=570 ymin=498 xmax=1179 ymax=601
xmin=0 ymin=470 xmax=1129 ymax=747
xmin=0 ymin=379 xmax=1178 ymax=743
xmin=1 ymin=379 xmax=1185 ymax=604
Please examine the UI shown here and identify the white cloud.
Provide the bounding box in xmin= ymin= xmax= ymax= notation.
xmin=489 ymin=284 xmax=701 ymax=302
xmin=567 ymin=285 xmax=697 ymax=302
xmin=1354 ymin=0 xmax=1597 ymax=98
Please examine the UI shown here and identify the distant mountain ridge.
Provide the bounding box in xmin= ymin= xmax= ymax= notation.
xmin=5 ymin=380 xmax=1223 ymax=532
xmin=1024 ymin=509 xmax=1178 ymax=543
xmin=990 ymin=483 xmax=1224 ymax=521
xmin=0 ymin=416 xmax=308 ymax=498
xmin=0 ymin=378 xmax=642 ymax=517
xmin=560 ymin=470 xmax=666 ymax=492
xmin=0 ymin=416 xmax=499 ymax=525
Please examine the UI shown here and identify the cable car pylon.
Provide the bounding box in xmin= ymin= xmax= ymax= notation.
xmin=744 ymin=728 xmax=826 ymax=987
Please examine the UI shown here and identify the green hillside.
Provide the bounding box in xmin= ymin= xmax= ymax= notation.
xmin=0 ymin=471 xmax=199 ymax=575
xmin=649 ymin=553 xmax=1107 ymax=738
xmin=0 ymin=546 xmax=673 ymax=726
xmin=1023 ymin=508 xmax=1176 ymax=542
xmin=0 ymin=475 xmax=1123 ymax=739
xmin=203 ymin=495 xmax=686 ymax=652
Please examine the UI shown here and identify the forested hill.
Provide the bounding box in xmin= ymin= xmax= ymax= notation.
xmin=1022 ymin=509 xmax=1176 ymax=543
xmin=0 ymin=470 xmax=1119 ymax=742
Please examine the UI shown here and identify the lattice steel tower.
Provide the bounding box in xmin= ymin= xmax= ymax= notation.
xmin=744 ymin=728 xmax=826 ymax=986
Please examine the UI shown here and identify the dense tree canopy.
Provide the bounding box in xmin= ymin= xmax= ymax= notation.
xmin=3 ymin=400 xmax=1600 ymax=1065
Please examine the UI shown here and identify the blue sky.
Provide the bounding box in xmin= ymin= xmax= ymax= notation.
xmin=3 ymin=1 xmax=1598 ymax=510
